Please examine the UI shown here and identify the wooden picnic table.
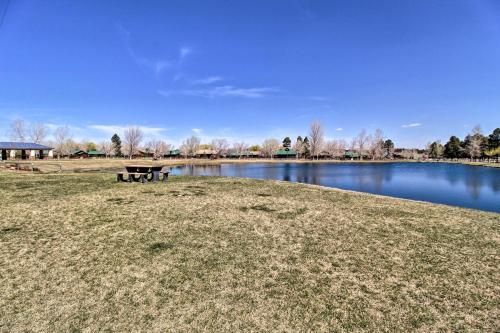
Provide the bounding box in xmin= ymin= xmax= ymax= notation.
xmin=117 ymin=165 xmax=169 ymax=183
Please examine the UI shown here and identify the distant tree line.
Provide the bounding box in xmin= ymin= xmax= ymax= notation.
xmin=4 ymin=117 xmax=499 ymax=162
xmin=428 ymin=126 xmax=500 ymax=162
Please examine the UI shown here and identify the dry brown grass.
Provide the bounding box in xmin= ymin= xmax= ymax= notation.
xmin=435 ymin=160 xmax=500 ymax=168
xmin=0 ymin=171 xmax=498 ymax=331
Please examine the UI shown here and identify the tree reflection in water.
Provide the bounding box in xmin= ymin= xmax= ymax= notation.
xmin=169 ymin=163 xmax=500 ymax=212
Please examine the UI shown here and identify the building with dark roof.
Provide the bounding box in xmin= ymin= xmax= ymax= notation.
xmin=87 ymin=150 xmax=106 ymax=158
xmin=273 ymin=149 xmax=297 ymax=158
xmin=0 ymin=142 xmax=53 ymax=160
xmin=164 ymin=149 xmax=181 ymax=158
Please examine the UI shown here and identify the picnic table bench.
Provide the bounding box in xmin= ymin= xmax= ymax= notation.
xmin=117 ymin=165 xmax=169 ymax=183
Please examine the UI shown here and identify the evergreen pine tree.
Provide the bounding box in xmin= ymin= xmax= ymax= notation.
xmin=111 ymin=133 xmax=122 ymax=157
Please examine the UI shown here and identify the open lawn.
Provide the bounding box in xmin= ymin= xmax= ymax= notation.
xmin=0 ymin=171 xmax=499 ymax=331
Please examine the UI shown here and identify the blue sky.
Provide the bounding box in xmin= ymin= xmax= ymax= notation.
xmin=0 ymin=0 xmax=499 ymax=147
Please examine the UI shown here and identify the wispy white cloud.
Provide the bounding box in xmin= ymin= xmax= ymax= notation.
xmin=157 ymin=90 xmax=173 ymax=98
xmin=154 ymin=61 xmax=170 ymax=77
xmin=117 ymin=23 xmax=190 ymax=79
xmin=192 ymin=128 xmax=203 ymax=134
xmin=180 ymin=47 xmax=192 ymax=61
xmin=88 ymin=124 xmax=169 ymax=136
xmin=308 ymin=96 xmax=328 ymax=101
xmin=182 ymin=85 xmax=278 ymax=98
xmin=191 ymin=76 xmax=223 ymax=85
xmin=335 ymin=127 xmax=343 ymax=131
xmin=401 ymin=123 xmax=422 ymax=128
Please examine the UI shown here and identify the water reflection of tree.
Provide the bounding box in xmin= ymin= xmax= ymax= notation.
xmin=356 ymin=164 xmax=394 ymax=193
xmin=262 ymin=163 xmax=280 ymax=181
xmin=182 ymin=164 xmax=222 ymax=176
xmin=295 ymin=163 xmax=312 ymax=184
xmin=490 ymin=177 xmax=500 ymax=193
xmin=429 ymin=164 xmax=500 ymax=198
xmin=282 ymin=163 xmax=291 ymax=182
xmin=465 ymin=175 xmax=483 ymax=200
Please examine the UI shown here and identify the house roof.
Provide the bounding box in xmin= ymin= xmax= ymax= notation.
xmin=274 ymin=149 xmax=297 ymax=156
xmin=196 ymin=149 xmax=216 ymax=155
xmin=87 ymin=150 xmax=105 ymax=155
xmin=0 ymin=142 xmax=53 ymax=150
xmin=70 ymin=149 xmax=87 ymax=155
xmin=165 ymin=149 xmax=181 ymax=156
xmin=228 ymin=150 xmax=259 ymax=156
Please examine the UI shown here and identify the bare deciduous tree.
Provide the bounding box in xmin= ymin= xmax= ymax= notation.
xmin=355 ymin=129 xmax=370 ymax=160
xmin=261 ymin=138 xmax=280 ymax=158
xmin=29 ymin=122 xmax=47 ymax=143
xmin=146 ymin=139 xmax=171 ymax=159
xmin=324 ymin=140 xmax=337 ymax=159
xmin=324 ymin=139 xmax=346 ymax=159
xmin=309 ymin=121 xmax=325 ymax=159
xmin=180 ymin=136 xmax=200 ymax=157
xmin=54 ymin=126 xmax=70 ymax=158
xmin=232 ymin=142 xmax=248 ymax=159
xmin=293 ymin=136 xmax=303 ymax=158
xmin=123 ymin=126 xmax=144 ymax=159
xmin=369 ymin=128 xmax=385 ymax=160
xmin=334 ymin=139 xmax=347 ymax=159
xmin=466 ymin=125 xmax=484 ymax=161
xmin=211 ymin=138 xmax=230 ymax=158
xmin=99 ymin=141 xmax=113 ymax=158
xmin=10 ymin=119 xmax=26 ymax=142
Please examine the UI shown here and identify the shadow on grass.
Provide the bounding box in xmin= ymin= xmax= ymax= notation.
xmin=106 ymin=197 xmax=133 ymax=204
xmin=277 ymin=207 xmax=308 ymax=220
xmin=239 ymin=204 xmax=276 ymax=213
xmin=0 ymin=226 xmax=21 ymax=235
xmin=148 ymin=242 xmax=174 ymax=253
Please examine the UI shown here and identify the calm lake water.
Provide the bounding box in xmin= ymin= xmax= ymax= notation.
xmin=170 ymin=162 xmax=500 ymax=213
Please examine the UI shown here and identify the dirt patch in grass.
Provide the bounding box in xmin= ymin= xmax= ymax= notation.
xmin=0 ymin=171 xmax=498 ymax=331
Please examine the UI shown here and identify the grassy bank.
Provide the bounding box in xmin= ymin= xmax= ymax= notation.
xmin=431 ymin=160 xmax=500 ymax=168
xmin=0 ymin=171 xmax=498 ymax=331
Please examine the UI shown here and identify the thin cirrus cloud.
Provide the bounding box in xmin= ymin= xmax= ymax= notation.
xmin=117 ymin=23 xmax=189 ymax=78
xmin=192 ymin=128 xmax=203 ymax=134
xmin=88 ymin=124 xmax=169 ymax=136
xmin=179 ymin=47 xmax=192 ymax=61
xmin=159 ymin=85 xmax=279 ymax=99
xmin=401 ymin=123 xmax=422 ymax=128
xmin=335 ymin=128 xmax=343 ymax=131
xmin=191 ymin=76 xmax=224 ymax=85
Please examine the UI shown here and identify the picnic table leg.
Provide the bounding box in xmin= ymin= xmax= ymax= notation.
xmin=152 ymin=171 xmax=160 ymax=183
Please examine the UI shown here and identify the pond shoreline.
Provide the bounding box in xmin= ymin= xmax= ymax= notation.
xmin=169 ymin=162 xmax=500 ymax=213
